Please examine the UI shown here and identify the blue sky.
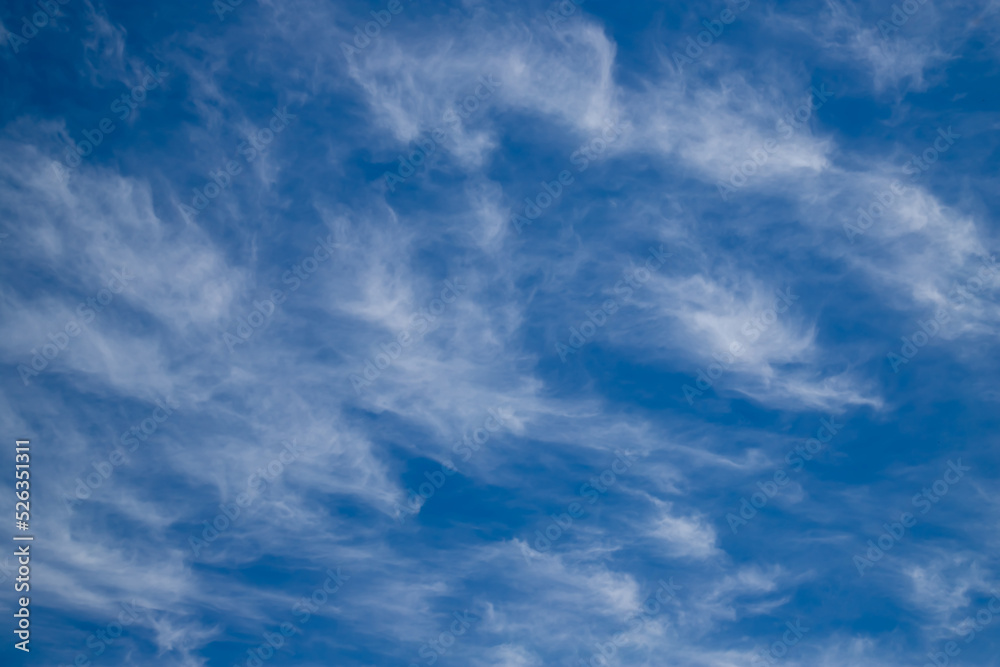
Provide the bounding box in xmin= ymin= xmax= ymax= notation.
xmin=1 ymin=0 xmax=999 ymax=665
